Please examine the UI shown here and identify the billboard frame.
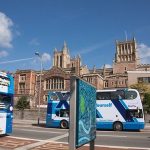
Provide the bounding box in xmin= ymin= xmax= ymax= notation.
xmin=69 ymin=76 xmax=96 ymax=150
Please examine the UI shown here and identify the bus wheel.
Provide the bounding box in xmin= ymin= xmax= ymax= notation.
xmin=60 ymin=120 xmax=68 ymax=129
xmin=113 ymin=122 xmax=123 ymax=131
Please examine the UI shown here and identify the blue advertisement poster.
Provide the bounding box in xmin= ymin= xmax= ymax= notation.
xmin=76 ymin=79 xmax=96 ymax=148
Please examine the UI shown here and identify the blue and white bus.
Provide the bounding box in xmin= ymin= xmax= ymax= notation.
xmin=0 ymin=72 xmax=14 ymax=135
xmin=46 ymin=91 xmax=70 ymax=129
xmin=46 ymin=89 xmax=145 ymax=131
xmin=96 ymin=89 xmax=144 ymax=131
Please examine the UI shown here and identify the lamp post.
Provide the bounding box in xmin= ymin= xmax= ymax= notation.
xmin=35 ymin=52 xmax=43 ymax=126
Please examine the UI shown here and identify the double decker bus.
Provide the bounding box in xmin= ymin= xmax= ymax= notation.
xmin=0 ymin=72 xmax=14 ymax=135
xmin=96 ymin=89 xmax=144 ymax=131
xmin=46 ymin=89 xmax=145 ymax=131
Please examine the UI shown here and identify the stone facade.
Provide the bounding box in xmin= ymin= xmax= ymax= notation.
xmin=14 ymin=39 xmax=150 ymax=107
xmin=14 ymin=70 xmax=36 ymax=107
xmin=82 ymin=73 xmax=104 ymax=90
xmin=113 ymin=38 xmax=139 ymax=74
xmin=127 ymin=71 xmax=150 ymax=87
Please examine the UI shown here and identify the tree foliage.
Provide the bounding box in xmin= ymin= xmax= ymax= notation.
xmin=130 ymin=83 xmax=150 ymax=113
xmin=130 ymin=83 xmax=149 ymax=93
xmin=15 ymin=96 xmax=30 ymax=110
xmin=143 ymin=93 xmax=150 ymax=113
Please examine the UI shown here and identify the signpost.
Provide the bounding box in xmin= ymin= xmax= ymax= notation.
xmin=69 ymin=76 xmax=96 ymax=150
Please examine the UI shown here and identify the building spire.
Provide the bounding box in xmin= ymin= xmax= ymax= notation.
xmin=54 ymin=48 xmax=57 ymax=52
xmin=62 ymin=41 xmax=69 ymax=53
xmin=124 ymin=30 xmax=127 ymax=41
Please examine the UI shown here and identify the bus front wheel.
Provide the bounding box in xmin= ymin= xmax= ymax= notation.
xmin=60 ymin=120 xmax=68 ymax=129
xmin=113 ymin=122 xmax=123 ymax=131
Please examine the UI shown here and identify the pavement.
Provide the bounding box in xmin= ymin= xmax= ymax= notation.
xmin=0 ymin=119 xmax=149 ymax=150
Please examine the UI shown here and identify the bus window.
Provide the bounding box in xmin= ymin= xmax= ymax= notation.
xmin=111 ymin=90 xmax=125 ymax=100
xmin=125 ymin=91 xmax=137 ymax=100
xmin=96 ymin=92 xmax=111 ymax=100
xmin=50 ymin=93 xmax=58 ymax=101
xmin=0 ymin=94 xmax=11 ymax=109
xmin=126 ymin=109 xmax=143 ymax=118
xmin=60 ymin=109 xmax=69 ymax=117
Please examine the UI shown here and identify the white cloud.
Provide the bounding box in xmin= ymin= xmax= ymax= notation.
xmin=101 ymin=64 xmax=112 ymax=68
xmin=79 ymin=44 xmax=102 ymax=54
xmin=76 ymin=40 xmax=112 ymax=55
xmin=29 ymin=38 xmax=40 ymax=46
xmin=0 ymin=50 xmax=8 ymax=58
xmin=0 ymin=12 xmax=13 ymax=48
xmin=42 ymin=53 xmax=51 ymax=62
xmin=105 ymin=64 xmax=112 ymax=68
xmin=137 ymin=43 xmax=150 ymax=64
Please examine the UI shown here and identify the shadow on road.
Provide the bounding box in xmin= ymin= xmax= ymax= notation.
xmin=32 ymin=123 xmax=46 ymax=128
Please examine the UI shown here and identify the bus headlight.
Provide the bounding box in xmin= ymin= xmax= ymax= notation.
xmin=10 ymin=106 xmax=13 ymax=111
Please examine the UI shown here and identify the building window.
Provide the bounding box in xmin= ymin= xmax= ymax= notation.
xmin=44 ymin=95 xmax=49 ymax=102
xmin=57 ymin=55 xmax=59 ymax=66
xmin=46 ymin=77 xmax=64 ymax=90
xmin=19 ymin=74 xmax=26 ymax=82
xmin=87 ymin=77 xmax=93 ymax=83
xmin=104 ymin=81 xmax=108 ymax=88
xmin=60 ymin=56 xmax=62 ymax=67
xmin=138 ymin=77 xmax=150 ymax=84
xmin=19 ymin=83 xmax=25 ymax=94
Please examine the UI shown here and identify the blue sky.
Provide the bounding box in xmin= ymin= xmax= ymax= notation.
xmin=0 ymin=0 xmax=150 ymax=72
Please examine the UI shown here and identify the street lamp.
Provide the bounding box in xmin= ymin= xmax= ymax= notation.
xmin=35 ymin=52 xmax=43 ymax=126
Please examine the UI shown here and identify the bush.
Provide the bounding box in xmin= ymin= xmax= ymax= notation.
xmin=15 ymin=96 xmax=30 ymax=119
xmin=15 ymin=96 xmax=30 ymax=110
xmin=143 ymin=93 xmax=150 ymax=113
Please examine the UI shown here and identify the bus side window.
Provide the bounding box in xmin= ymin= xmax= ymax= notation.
xmin=125 ymin=91 xmax=137 ymax=100
xmin=126 ymin=109 xmax=143 ymax=118
xmin=60 ymin=109 xmax=69 ymax=117
xmin=96 ymin=92 xmax=110 ymax=100
xmin=111 ymin=91 xmax=125 ymax=100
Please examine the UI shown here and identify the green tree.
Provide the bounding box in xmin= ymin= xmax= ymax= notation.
xmin=130 ymin=83 xmax=150 ymax=113
xmin=130 ymin=83 xmax=148 ymax=93
xmin=15 ymin=96 xmax=30 ymax=119
xmin=143 ymin=93 xmax=150 ymax=113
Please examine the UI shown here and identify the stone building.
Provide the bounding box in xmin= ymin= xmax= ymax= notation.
xmin=14 ymin=38 xmax=150 ymax=107
xmin=98 ymin=37 xmax=150 ymax=89
xmin=128 ymin=71 xmax=150 ymax=87
xmin=14 ymin=70 xmax=36 ymax=107
xmin=102 ymin=37 xmax=139 ymax=89
xmin=113 ymin=37 xmax=139 ymax=74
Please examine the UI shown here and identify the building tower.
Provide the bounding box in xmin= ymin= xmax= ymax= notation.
xmin=53 ymin=41 xmax=70 ymax=68
xmin=113 ymin=37 xmax=140 ymax=74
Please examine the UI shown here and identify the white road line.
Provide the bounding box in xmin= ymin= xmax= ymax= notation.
xmin=9 ymin=136 xmax=150 ymax=150
xmin=14 ymin=128 xmax=66 ymax=134
xmin=14 ymin=133 xmax=68 ymax=150
xmin=46 ymin=133 xmax=68 ymax=141
xmin=9 ymin=136 xmax=43 ymax=142
xmin=95 ymin=144 xmax=150 ymax=150
xmin=97 ymin=134 xmax=127 ymax=138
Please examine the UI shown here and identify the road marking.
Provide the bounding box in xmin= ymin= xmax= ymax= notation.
xmin=9 ymin=136 xmax=42 ymax=142
xmin=14 ymin=128 xmax=66 ymax=134
xmin=14 ymin=133 xmax=68 ymax=150
xmin=97 ymin=134 xmax=127 ymax=138
xmin=8 ymin=136 xmax=150 ymax=150
xmin=95 ymin=144 xmax=150 ymax=150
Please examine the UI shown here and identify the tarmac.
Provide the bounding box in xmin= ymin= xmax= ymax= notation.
xmin=5 ymin=119 xmax=149 ymax=150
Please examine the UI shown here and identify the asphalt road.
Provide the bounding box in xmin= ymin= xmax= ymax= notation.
xmin=11 ymin=124 xmax=150 ymax=150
